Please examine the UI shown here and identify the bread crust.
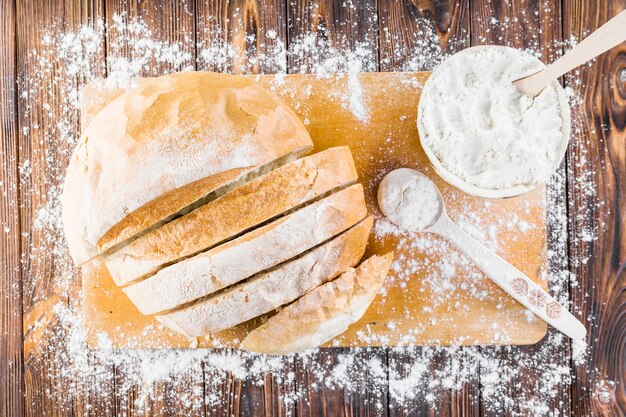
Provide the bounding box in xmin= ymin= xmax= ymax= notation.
xmin=155 ymin=216 xmax=374 ymax=337
xmin=105 ymin=146 xmax=358 ymax=286
xmin=239 ymin=253 xmax=394 ymax=355
xmin=122 ymin=184 xmax=367 ymax=314
xmin=63 ymin=72 xmax=312 ymax=264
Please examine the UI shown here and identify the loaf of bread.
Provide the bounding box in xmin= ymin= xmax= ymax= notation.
xmin=122 ymin=184 xmax=367 ymax=314
xmin=240 ymin=253 xmax=394 ymax=355
xmin=63 ymin=72 xmax=312 ymax=264
xmin=68 ymin=71 xmax=385 ymax=353
xmin=105 ymin=146 xmax=358 ymax=286
xmin=155 ymin=216 xmax=373 ymax=337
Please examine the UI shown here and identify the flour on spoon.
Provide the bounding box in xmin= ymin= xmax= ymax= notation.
xmin=377 ymin=168 xmax=442 ymax=232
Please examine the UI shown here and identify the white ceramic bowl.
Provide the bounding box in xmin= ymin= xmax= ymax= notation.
xmin=417 ymin=45 xmax=571 ymax=199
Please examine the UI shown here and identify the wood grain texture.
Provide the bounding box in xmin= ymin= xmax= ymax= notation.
xmin=563 ymin=1 xmax=626 ymax=416
xmin=203 ymin=354 xmax=296 ymax=417
xmin=469 ymin=1 xmax=572 ymax=416
xmin=0 ymin=1 xmax=23 ymax=417
xmin=105 ymin=0 xmax=196 ymax=76
xmin=15 ymin=1 xmax=106 ymax=416
xmin=470 ymin=0 xmax=563 ymax=61
xmin=294 ymin=349 xmax=388 ymax=417
xmin=195 ymin=0 xmax=287 ymax=73
xmin=388 ymin=348 xmax=480 ymax=417
xmin=377 ymin=0 xmax=470 ymax=71
xmin=287 ymin=0 xmax=379 ymax=73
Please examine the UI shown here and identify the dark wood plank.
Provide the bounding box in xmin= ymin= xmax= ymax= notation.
xmin=111 ymin=358 xmax=205 ymax=417
xmin=287 ymin=0 xmax=379 ymax=73
xmin=15 ymin=0 xmax=107 ymax=416
xmin=562 ymin=1 xmax=626 ymax=415
xmin=78 ymin=354 xmax=116 ymax=417
xmin=378 ymin=2 xmax=472 ymax=416
xmin=203 ymin=353 xmax=296 ymax=417
xmin=377 ymin=0 xmax=470 ymax=71
xmin=0 ymin=1 xmax=24 ymax=416
xmin=203 ymin=361 xmax=236 ymax=416
xmin=294 ymin=348 xmax=389 ymax=417
xmin=470 ymin=0 xmax=563 ymax=61
xmin=195 ymin=0 xmax=288 ymax=74
xmin=469 ymin=1 xmax=571 ymax=416
xmin=105 ymin=0 xmax=196 ymax=76
xmin=388 ymin=348 xmax=480 ymax=417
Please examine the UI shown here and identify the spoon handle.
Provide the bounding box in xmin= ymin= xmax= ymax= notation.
xmin=515 ymin=9 xmax=626 ymax=96
xmin=430 ymin=216 xmax=587 ymax=340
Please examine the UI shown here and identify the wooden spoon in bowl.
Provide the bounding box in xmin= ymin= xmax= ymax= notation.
xmin=514 ymin=9 xmax=626 ymax=96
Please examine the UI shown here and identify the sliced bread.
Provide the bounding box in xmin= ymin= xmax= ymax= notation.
xmin=64 ymin=72 xmax=313 ymax=264
xmin=105 ymin=146 xmax=358 ymax=286
xmin=156 ymin=216 xmax=374 ymax=337
xmin=239 ymin=253 xmax=394 ymax=355
xmin=98 ymin=148 xmax=307 ymax=258
xmin=122 ymin=184 xmax=368 ymax=315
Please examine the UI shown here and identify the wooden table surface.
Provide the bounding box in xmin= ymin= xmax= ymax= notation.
xmin=1 ymin=0 xmax=624 ymax=416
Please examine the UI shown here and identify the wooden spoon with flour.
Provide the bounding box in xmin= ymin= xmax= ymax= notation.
xmin=378 ymin=168 xmax=587 ymax=340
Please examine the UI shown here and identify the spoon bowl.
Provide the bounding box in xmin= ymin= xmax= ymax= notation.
xmin=377 ymin=168 xmax=444 ymax=232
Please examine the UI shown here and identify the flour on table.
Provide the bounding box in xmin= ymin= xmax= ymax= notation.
xmin=12 ymin=10 xmax=596 ymax=417
xmin=418 ymin=46 xmax=568 ymax=190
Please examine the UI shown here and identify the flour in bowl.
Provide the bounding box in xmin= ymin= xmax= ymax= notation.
xmin=418 ymin=46 xmax=569 ymax=192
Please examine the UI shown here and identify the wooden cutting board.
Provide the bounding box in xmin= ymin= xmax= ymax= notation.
xmin=81 ymin=72 xmax=548 ymax=349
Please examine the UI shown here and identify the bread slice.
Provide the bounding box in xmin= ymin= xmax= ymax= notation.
xmin=98 ymin=149 xmax=307 ymax=258
xmin=63 ymin=72 xmax=313 ymax=265
xmin=239 ymin=253 xmax=394 ymax=355
xmin=155 ymin=216 xmax=374 ymax=337
xmin=122 ymin=184 xmax=368 ymax=315
xmin=105 ymin=146 xmax=358 ymax=287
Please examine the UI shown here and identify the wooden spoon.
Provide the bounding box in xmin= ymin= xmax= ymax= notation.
xmin=514 ymin=9 xmax=626 ymax=96
xmin=378 ymin=168 xmax=587 ymax=340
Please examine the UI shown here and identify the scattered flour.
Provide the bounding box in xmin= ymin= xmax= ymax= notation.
xmin=418 ymin=46 xmax=568 ymax=190
xmin=10 ymin=10 xmax=598 ymax=417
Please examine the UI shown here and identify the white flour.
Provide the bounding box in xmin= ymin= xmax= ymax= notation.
xmin=418 ymin=46 xmax=568 ymax=190
xmin=378 ymin=168 xmax=441 ymax=231
xmin=11 ymin=11 xmax=600 ymax=417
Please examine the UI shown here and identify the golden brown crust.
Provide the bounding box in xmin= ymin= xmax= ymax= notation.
xmin=79 ymin=79 xmax=128 ymax=132
xmin=97 ymin=167 xmax=250 ymax=254
xmin=63 ymin=72 xmax=313 ymax=265
xmin=239 ymin=252 xmax=394 ymax=355
xmin=155 ymin=216 xmax=374 ymax=337
xmin=104 ymin=146 xmax=358 ymax=286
